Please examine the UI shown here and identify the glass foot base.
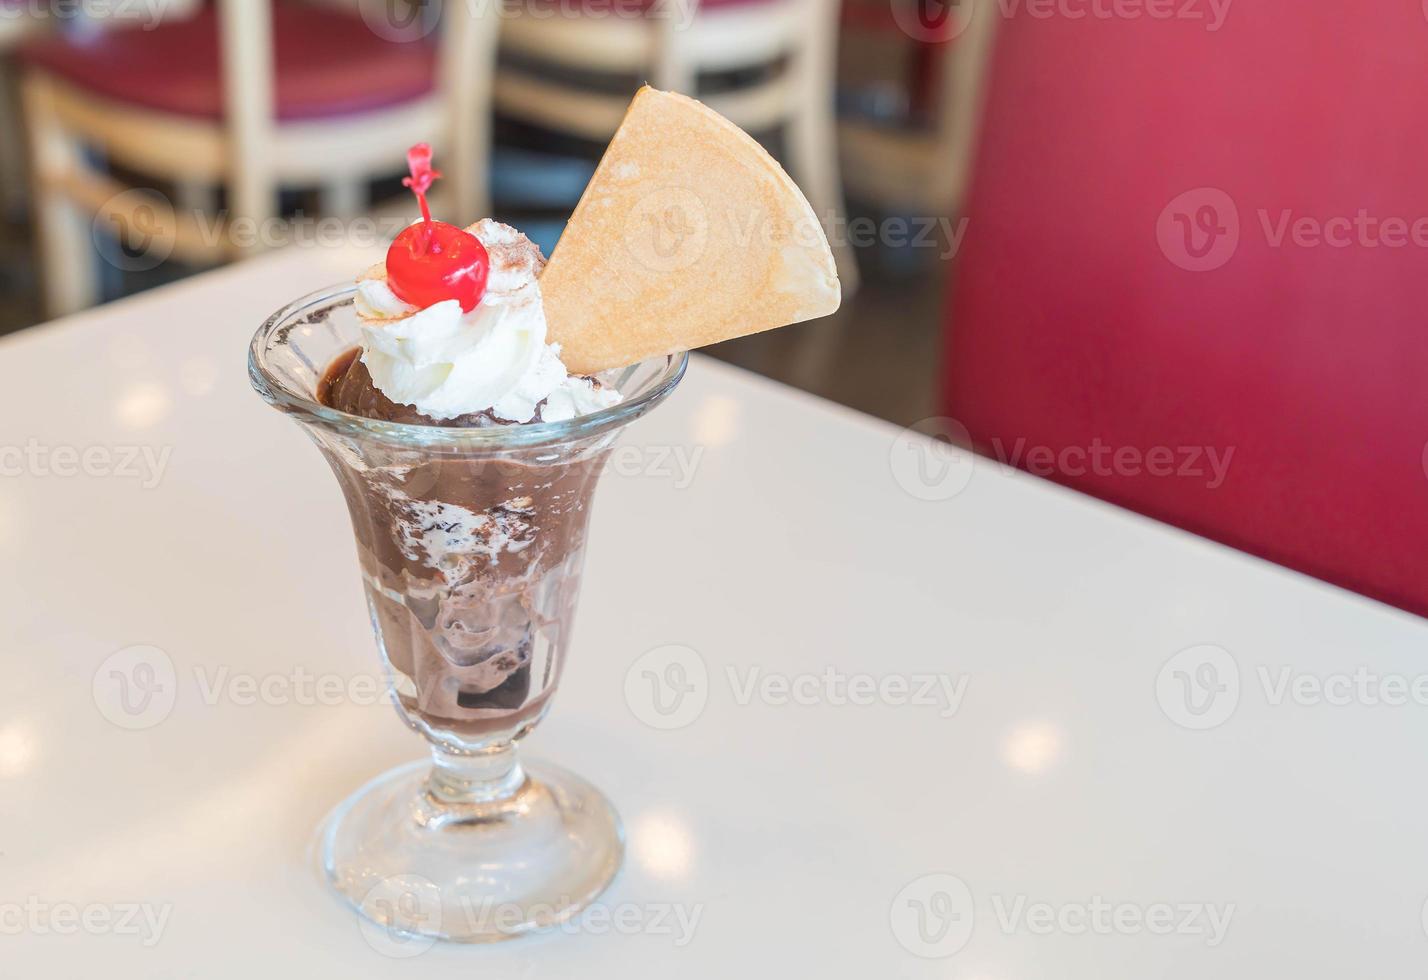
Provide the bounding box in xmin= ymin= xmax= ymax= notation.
xmin=317 ymin=758 xmax=623 ymax=945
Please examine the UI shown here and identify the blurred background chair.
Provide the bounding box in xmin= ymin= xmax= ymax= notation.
xmin=942 ymin=2 xmax=1428 ymax=617
xmin=18 ymin=0 xmax=496 ymax=317
xmin=0 ymin=0 xmax=55 ymax=223
xmin=493 ymin=0 xmax=858 ymax=288
xmin=1 ymin=0 xmax=971 ymax=431
xmin=838 ymin=0 xmax=995 ymax=218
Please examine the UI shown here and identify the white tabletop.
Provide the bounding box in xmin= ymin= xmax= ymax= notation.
xmin=3 ymin=247 xmax=1426 ymax=977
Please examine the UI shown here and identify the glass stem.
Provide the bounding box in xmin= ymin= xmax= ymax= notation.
xmin=425 ymin=741 xmax=527 ymax=808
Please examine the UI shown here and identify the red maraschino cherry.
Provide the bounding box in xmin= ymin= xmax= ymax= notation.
xmin=385 ymin=144 xmax=489 ymax=313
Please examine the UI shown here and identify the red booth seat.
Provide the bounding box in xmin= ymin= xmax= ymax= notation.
xmin=943 ymin=2 xmax=1428 ymax=617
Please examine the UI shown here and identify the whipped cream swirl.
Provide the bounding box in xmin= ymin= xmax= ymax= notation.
xmin=353 ymin=220 xmax=620 ymax=423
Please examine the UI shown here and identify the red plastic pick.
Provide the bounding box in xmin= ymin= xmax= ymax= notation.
xmin=386 ymin=143 xmax=489 ymax=312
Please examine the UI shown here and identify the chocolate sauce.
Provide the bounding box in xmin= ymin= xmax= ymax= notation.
xmin=314 ymin=348 xmax=609 ymax=743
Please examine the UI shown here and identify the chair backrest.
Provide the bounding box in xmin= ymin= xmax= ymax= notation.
xmin=215 ymin=0 xmax=498 ymax=232
xmin=217 ymin=0 xmax=274 ymax=232
xmin=924 ymin=0 xmax=997 ymax=214
xmin=942 ymin=2 xmax=1428 ymax=618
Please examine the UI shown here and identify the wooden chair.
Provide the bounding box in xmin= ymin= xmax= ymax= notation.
xmin=838 ymin=0 xmax=998 ymax=217
xmin=494 ymin=0 xmax=859 ymax=289
xmin=2 ymin=1 xmax=209 ymax=220
xmin=0 ymin=2 xmax=53 ymax=219
xmin=19 ymin=0 xmax=498 ymax=317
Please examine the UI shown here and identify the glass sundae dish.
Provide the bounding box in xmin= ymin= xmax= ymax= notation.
xmin=249 ymin=87 xmax=839 ymax=942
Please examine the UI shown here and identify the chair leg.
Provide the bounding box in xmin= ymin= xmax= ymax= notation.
xmin=785 ymin=0 xmax=860 ymax=294
xmin=0 ymin=59 xmax=29 ymax=222
xmin=320 ymin=177 xmax=366 ymax=220
xmin=174 ymin=178 xmax=217 ymax=221
xmin=22 ymin=75 xmax=98 ymax=319
xmin=219 ymin=0 xmax=277 ymax=259
xmin=651 ymin=6 xmax=697 ymax=95
xmin=441 ymin=0 xmax=498 ymax=223
xmin=784 ymin=0 xmax=857 ymax=389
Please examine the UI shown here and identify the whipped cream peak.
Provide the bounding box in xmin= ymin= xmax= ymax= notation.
xmin=355 ymin=277 xmax=415 ymax=320
xmin=354 ymin=221 xmax=621 ymax=423
xmin=468 ymin=218 xmax=545 ymax=299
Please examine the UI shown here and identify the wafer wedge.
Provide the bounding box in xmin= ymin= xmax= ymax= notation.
xmin=540 ymin=87 xmax=841 ymax=374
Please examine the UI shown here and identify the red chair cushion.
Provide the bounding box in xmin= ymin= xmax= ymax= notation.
xmin=20 ymin=2 xmax=435 ymax=121
xmin=545 ymin=0 xmax=777 ymax=11
xmin=943 ymin=3 xmax=1428 ymax=618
